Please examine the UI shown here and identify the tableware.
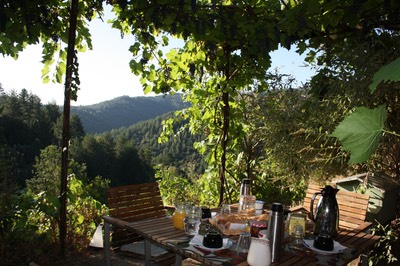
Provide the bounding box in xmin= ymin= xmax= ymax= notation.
xmin=220 ymin=204 xmax=231 ymax=215
xmin=303 ymin=239 xmax=347 ymax=255
xmin=239 ymin=178 xmax=251 ymax=211
xmin=247 ymin=237 xmax=271 ymax=266
xmin=184 ymin=217 xmax=200 ymax=235
xmin=184 ymin=205 xmax=202 ymax=235
xmin=258 ymin=229 xmax=268 ymax=238
xmin=198 ymin=221 xmax=211 ymax=235
xmin=239 ymin=195 xmax=256 ymax=215
xmin=236 ymin=232 xmax=251 ymax=253
xmin=255 ymin=200 xmax=264 ymax=210
xmin=267 ymin=202 xmax=284 ymax=263
xmin=250 ymin=219 xmax=267 ymax=237
xmin=290 ymin=223 xmax=304 ymax=245
xmin=172 ymin=202 xmax=187 ymax=229
xmin=203 ymin=229 xmax=223 ymax=248
xmin=313 ymin=234 xmax=334 ymax=251
xmin=196 ymin=240 xmax=233 ymax=252
xmin=201 ymin=206 xmax=211 ymax=219
xmin=289 ymin=212 xmax=307 ymax=235
xmin=310 ymin=185 xmax=339 ymax=237
xmin=189 ymin=233 xmax=232 ymax=251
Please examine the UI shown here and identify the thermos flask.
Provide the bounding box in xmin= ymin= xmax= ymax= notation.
xmin=267 ymin=202 xmax=284 ymax=263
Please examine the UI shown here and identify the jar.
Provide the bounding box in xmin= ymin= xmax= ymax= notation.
xmin=172 ymin=202 xmax=186 ymax=229
xmin=250 ymin=220 xmax=267 ymax=237
xmin=247 ymin=237 xmax=271 ymax=266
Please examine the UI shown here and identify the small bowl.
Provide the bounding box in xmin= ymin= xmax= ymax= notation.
xmin=313 ymin=234 xmax=334 ymax=251
xmin=255 ymin=200 xmax=265 ymax=210
xmin=203 ymin=229 xmax=223 ymax=248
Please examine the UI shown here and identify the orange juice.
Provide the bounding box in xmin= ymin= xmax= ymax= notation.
xmin=172 ymin=210 xmax=186 ymax=229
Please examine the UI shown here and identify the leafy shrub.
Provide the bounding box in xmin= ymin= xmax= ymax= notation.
xmin=369 ymin=218 xmax=400 ymax=265
xmin=0 ymin=145 xmax=110 ymax=264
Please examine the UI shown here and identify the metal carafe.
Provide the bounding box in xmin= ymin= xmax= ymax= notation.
xmin=310 ymin=185 xmax=339 ymax=237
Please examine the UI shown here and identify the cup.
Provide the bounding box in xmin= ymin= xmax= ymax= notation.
xmin=255 ymin=200 xmax=264 ymax=215
xmin=255 ymin=200 xmax=265 ymax=210
xmin=184 ymin=217 xmax=199 ymax=235
xmin=221 ymin=204 xmax=231 ymax=215
xmin=184 ymin=205 xmax=202 ymax=235
xmin=236 ymin=232 xmax=252 ymax=253
xmin=291 ymin=224 xmax=304 ymax=245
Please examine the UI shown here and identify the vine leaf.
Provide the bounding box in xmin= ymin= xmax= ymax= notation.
xmin=331 ymin=105 xmax=387 ymax=164
xmin=369 ymin=56 xmax=400 ymax=93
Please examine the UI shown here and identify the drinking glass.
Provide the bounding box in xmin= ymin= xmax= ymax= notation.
xmin=290 ymin=224 xmax=304 ymax=245
xmin=220 ymin=204 xmax=231 ymax=215
xmin=184 ymin=205 xmax=202 ymax=235
xmin=235 ymin=232 xmax=252 ymax=253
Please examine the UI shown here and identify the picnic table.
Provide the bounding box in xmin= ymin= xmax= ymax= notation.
xmin=104 ymin=211 xmax=380 ymax=266
xmin=103 ymin=182 xmax=381 ymax=265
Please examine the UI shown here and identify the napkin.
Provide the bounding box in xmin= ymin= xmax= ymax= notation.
xmin=229 ymin=223 xmax=247 ymax=230
xmin=303 ymin=239 xmax=347 ymax=255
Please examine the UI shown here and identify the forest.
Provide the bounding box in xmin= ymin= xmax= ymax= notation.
xmin=0 ymin=87 xmax=199 ymax=187
xmin=1 ymin=0 xmax=400 ymax=265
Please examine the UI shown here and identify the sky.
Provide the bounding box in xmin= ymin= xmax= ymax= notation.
xmin=0 ymin=7 xmax=315 ymax=107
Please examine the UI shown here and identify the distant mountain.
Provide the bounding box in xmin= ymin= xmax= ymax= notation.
xmin=71 ymin=94 xmax=189 ymax=133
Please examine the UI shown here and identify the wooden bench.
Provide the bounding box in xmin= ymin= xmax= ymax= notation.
xmin=291 ymin=183 xmax=371 ymax=231
xmin=103 ymin=182 xmax=176 ymax=266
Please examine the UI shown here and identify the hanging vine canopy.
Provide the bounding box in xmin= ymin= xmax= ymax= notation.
xmin=106 ymin=0 xmax=400 ymax=202
xmin=108 ymin=0 xmax=400 ymax=92
xmin=2 ymin=0 xmax=400 ymax=202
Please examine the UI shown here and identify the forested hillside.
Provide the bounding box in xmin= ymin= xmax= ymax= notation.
xmin=108 ymin=113 xmax=206 ymax=174
xmin=71 ymin=94 xmax=189 ymax=133
xmin=0 ymin=88 xmax=200 ymax=187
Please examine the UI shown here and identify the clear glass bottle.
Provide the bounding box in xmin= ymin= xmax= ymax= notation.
xmin=239 ymin=178 xmax=251 ymax=212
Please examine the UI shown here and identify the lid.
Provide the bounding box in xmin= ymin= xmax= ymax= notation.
xmin=322 ymin=185 xmax=338 ymax=196
xmin=250 ymin=220 xmax=267 ymax=228
xmin=271 ymin=202 xmax=283 ymax=212
xmin=242 ymin=178 xmax=251 ymax=185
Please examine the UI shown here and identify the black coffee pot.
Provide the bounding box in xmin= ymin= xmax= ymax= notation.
xmin=310 ymin=185 xmax=339 ymax=237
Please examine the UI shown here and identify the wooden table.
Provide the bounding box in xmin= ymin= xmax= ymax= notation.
xmin=104 ymin=216 xmax=380 ymax=266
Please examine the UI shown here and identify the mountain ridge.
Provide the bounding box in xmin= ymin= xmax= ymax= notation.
xmin=71 ymin=94 xmax=188 ymax=133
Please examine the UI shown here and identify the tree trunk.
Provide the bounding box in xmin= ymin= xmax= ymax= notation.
xmin=219 ymin=46 xmax=231 ymax=205
xmin=59 ymin=0 xmax=79 ymax=257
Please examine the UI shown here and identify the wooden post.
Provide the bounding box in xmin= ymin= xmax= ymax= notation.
xmin=104 ymin=221 xmax=111 ymax=266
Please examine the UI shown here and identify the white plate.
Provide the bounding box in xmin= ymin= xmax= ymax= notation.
xmin=195 ymin=239 xmax=233 ymax=252
xmin=303 ymin=239 xmax=347 ymax=255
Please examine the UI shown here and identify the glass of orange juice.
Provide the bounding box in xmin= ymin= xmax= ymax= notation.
xmin=172 ymin=202 xmax=186 ymax=229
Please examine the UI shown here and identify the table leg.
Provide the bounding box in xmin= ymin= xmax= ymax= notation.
xmin=359 ymin=254 xmax=368 ymax=266
xmin=104 ymin=222 xmax=111 ymax=266
xmin=175 ymin=254 xmax=183 ymax=266
xmin=144 ymin=239 xmax=152 ymax=265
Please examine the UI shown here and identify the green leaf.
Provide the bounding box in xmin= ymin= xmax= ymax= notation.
xmin=57 ymin=61 xmax=66 ymax=82
xmin=77 ymin=214 xmax=84 ymax=224
xmin=369 ymin=57 xmax=400 ymax=93
xmin=331 ymin=105 xmax=387 ymax=163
